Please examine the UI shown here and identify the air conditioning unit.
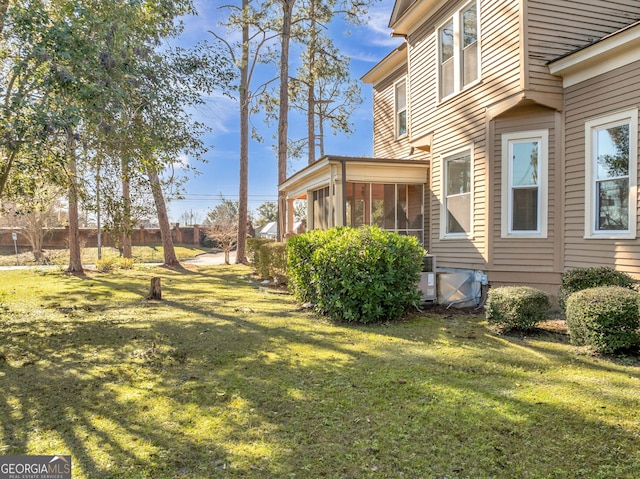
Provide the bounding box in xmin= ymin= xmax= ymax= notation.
xmin=418 ymin=254 xmax=437 ymax=303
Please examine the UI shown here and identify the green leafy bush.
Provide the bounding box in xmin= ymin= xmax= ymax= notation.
xmin=565 ymin=286 xmax=640 ymax=354
xmin=558 ymin=267 xmax=637 ymax=311
xmin=286 ymin=227 xmax=347 ymax=304
xmin=288 ymin=226 xmax=423 ymax=323
xmin=486 ymin=286 xmax=549 ymax=333
xmin=247 ymin=238 xmax=287 ymax=283
xmin=246 ymin=238 xmax=273 ymax=269
xmin=260 ymin=242 xmax=287 ymax=284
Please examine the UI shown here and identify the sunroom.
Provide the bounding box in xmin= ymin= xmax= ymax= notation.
xmin=279 ymin=156 xmax=429 ymax=244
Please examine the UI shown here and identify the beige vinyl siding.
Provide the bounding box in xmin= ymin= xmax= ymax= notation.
xmin=527 ymin=0 xmax=640 ymax=95
xmin=564 ymin=60 xmax=640 ymax=275
xmin=491 ymin=106 xmax=558 ymax=270
xmin=406 ymin=0 xmax=521 ymax=269
xmin=372 ymin=65 xmax=410 ymax=159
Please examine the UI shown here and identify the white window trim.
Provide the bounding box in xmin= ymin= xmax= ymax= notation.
xmin=436 ymin=0 xmax=481 ymax=103
xmin=501 ymin=130 xmax=549 ymax=238
xmin=584 ymin=109 xmax=638 ymax=239
xmin=440 ymin=145 xmax=474 ymax=239
xmin=394 ymin=77 xmax=408 ymax=139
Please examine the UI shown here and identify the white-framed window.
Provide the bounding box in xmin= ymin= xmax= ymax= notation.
xmin=501 ymin=130 xmax=548 ymax=238
xmin=437 ymin=0 xmax=479 ymax=101
xmin=441 ymin=147 xmax=473 ymax=238
xmin=585 ymin=109 xmax=638 ymax=239
xmin=394 ymin=78 xmax=407 ymax=138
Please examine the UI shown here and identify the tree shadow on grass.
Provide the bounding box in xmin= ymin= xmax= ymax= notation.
xmin=2 ymin=267 xmax=640 ymax=478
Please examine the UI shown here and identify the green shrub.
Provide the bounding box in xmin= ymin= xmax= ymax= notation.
xmin=486 ymin=286 xmax=549 ymax=333
xmin=260 ymin=242 xmax=287 ymax=284
xmin=286 ymin=227 xmax=347 ymax=304
xmin=558 ymin=267 xmax=637 ymax=311
xmin=246 ymin=238 xmax=273 ymax=269
xmin=291 ymin=226 xmax=423 ymax=323
xmin=565 ymin=286 xmax=640 ymax=354
xmin=246 ymin=238 xmax=287 ymax=283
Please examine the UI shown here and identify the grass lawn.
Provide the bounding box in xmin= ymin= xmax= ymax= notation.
xmin=0 ymin=265 xmax=639 ymax=478
xmin=0 ymin=244 xmax=211 ymax=267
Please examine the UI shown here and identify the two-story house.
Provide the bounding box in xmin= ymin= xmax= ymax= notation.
xmin=279 ymin=0 xmax=640 ymax=305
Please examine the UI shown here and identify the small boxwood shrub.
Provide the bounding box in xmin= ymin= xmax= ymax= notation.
xmin=565 ymin=286 xmax=640 ymax=354
xmin=558 ymin=266 xmax=637 ymax=311
xmin=486 ymin=286 xmax=550 ymax=333
xmin=288 ymin=226 xmax=423 ymax=323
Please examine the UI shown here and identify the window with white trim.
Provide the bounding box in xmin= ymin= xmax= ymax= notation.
xmin=501 ymin=130 xmax=548 ymax=238
xmin=438 ymin=0 xmax=479 ymax=101
xmin=395 ymin=78 xmax=407 ymax=138
xmin=442 ymin=148 xmax=473 ymax=237
xmin=585 ymin=109 xmax=638 ymax=238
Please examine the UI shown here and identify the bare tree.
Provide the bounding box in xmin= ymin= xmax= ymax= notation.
xmin=0 ymin=187 xmax=64 ymax=263
xmin=204 ymin=197 xmax=239 ymax=265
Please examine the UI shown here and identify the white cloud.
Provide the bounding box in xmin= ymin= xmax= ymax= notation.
xmin=173 ymin=154 xmax=190 ymax=170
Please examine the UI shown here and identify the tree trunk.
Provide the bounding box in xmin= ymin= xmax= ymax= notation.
xmin=0 ymin=148 xmax=16 ymax=200
xmin=0 ymin=0 xmax=9 ymax=36
xmin=66 ymin=129 xmax=83 ymax=273
xmin=147 ymin=165 xmax=179 ymax=267
xmin=121 ymin=158 xmax=132 ymax=258
xmin=307 ymin=0 xmax=317 ymax=166
xmin=147 ymin=277 xmax=162 ymax=300
xmin=277 ymin=0 xmax=295 ymax=241
xmin=236 ymin=0 xmax=249 ymax=264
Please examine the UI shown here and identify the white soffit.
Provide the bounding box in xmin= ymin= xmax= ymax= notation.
xmin=549 ymin=23 xmax=640 ymax=88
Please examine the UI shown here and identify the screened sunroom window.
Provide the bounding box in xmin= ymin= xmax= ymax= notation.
xmin=346 ymin=182 xmax=423 ymax=244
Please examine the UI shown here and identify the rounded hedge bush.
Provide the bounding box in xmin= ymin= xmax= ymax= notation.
xmin=287 ymin=226 xmax=423 ymax=323
xmin=485 ymin=286 xmax=550 ymax=333
xmin=558 ymin=266 xmax=637 ymax=311
xmin=286 ymin=227 xmax=347 ymax=304
xmin=565 ymin=286 xmax=640 ymax=354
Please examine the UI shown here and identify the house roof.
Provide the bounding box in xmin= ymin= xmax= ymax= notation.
xmin=280 ymin=155 xmax=429 ymax=200
xmin=361 ymin=42 xmax=407 ymax=85
xmin=258 ymin=222 xmax=277 ymax=236
xmin=388 ymin=0 xmax=448 ymax=36
xmin=548 ymin=20 xmax=640 ymax=88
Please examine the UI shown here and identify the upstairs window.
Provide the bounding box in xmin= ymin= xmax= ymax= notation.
xmin=438 ymin=1 xmax=479 ymax=100
xmin=395 ymin=78 xmax=407 ymax=138
xmin=585 ymin=109 xmax=638 ymax=238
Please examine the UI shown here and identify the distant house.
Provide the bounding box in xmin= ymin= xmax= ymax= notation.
xmin=279 ymin=0 xmax=640 ymax=303
xmin=257 ymin=222 xmax=278 ymax=239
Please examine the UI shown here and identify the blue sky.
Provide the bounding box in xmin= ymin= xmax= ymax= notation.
xmin=165 ymin=0 xmax=402 ymax=223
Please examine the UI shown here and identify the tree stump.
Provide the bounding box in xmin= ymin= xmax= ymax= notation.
xmin=147 ymin=277 xmax=162 ymax=300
